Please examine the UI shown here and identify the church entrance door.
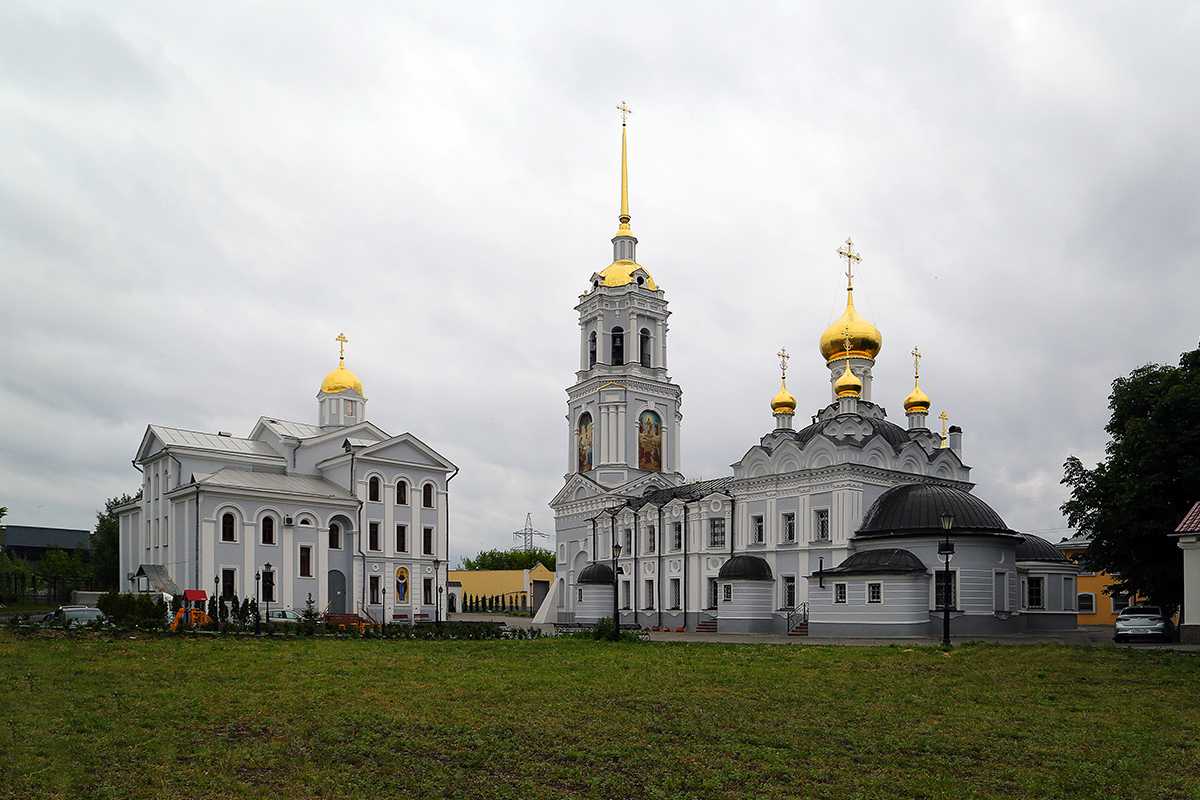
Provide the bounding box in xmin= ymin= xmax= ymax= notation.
xmin=328 ymin=570 xmax=346 ymax=613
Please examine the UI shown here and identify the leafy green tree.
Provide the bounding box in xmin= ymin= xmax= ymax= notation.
xmin=91 ymin=493 xmax=139 ymax=591
xmin=1061 ymin=345 xmax=1200 ymax=615
xmin=460 ymin=548 xmax=555 ymax=571
xmin=37 ymin=549 xmax=91 ymax=584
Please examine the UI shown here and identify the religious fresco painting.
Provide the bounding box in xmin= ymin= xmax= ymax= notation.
xmin=395 ymin=566 xmax=409 ymax=602
xmin=638 ymin=410 xmax=663 ymax=472
xmin=578 ymin=412 xmax=593 ymax=472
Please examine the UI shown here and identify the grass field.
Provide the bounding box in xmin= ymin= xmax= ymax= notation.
xmin=1 ymin=633 xmax=1198 ymax=799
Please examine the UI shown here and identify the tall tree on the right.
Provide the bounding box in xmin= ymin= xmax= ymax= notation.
xmin=1061 ymin=345 xmax=1200 ymax=615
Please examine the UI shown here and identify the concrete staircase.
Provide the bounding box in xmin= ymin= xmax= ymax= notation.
xmin=695 ymin=619 xmax=718 ymax=633
xmin=788 ymin=622 xmax=809 ymax=636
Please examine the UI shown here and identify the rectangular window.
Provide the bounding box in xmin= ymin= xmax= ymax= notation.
xmin=146 ymin=520 xmax=151 ymax=550
xmin=221 ymin=568 xmax=236 ymax=601
xmin=299 ymin=545 xmax=313 ymax=578
xmin=707 ymin=578 xmax=718 ymax=609
xmin=993 ymin=571 xmax=1008 ymax=611
xmin=644 ymin=579 xmax=654 ymax=610
xmin=396 ymin=524 xmax=407 ymax=552
xmin=369 ymin=575 xmax=380 ymax=605
xmin=751 ymin=515 xmax=764 ymax=544
xmin=814 ymin=509 xmax=830 ymax=541
xmin=867 ymin=582 xmax=883 ymax=604
xmin=328 ymin=525 xmax=341 ymax=550
xmin=783 ymin=576 xmax=796 ymax=608
xmin=936 ymin=570 xmax=957 ymax=610
xmin=621 ymin=581 xmax=630 ymax=610
xmin=672 ymin=522 xmax=683 ymax=550
xmin=670 ymin=578 xmax=681 ymax=609
xmin=262 ymin=570 xmax=276 ymax=604
xmin=646 ymin=525 xmax=656 ymax=554
xmin=162 ymin=517 xmax=168 ymax=548
xmin=624 ymin=529 xmax=632 ymax=553
xmin=1078 ymin=593 xmax=1096 ymax=613
xmin=344 ymin=399 xmax=355 ymax=416
xmin=834 ymin=583 xmax=847 ymax=604
xmin=1026 ymin=576 xmax=1044 ymax=609
xmin=422 ymin=578 xmax=432 ymax=606
xmin=1063 ymin=576 xmax=1076 ymax=611
xmin=722 ymin=584 xmax=732 ymax=603
xmin=577 ymin=587 xmax=583 ymax=602
xmin=423 ymin=527 xmax=434 ymax=555
xmin=368 ymin=521 xmax=380 ymax=552
xmin=783 ymin=513 xmax=796 ymax=542
xmin=708 ymin=518 xmax=726 ymax=548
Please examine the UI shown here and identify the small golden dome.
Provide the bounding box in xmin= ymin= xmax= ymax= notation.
xmin=771 ymin=380 xmax=797 ymax=415
xmin=834 ymin=361 xmax=863 ymax=398
xmin=596 ymin=259 xmax=657 ymax=290
xmin=321 ymin=359 xmax=364 ymax=395
xmin=819 ymin=291 xmax=882 ymax=362
xmin=903 ymin=382 xmax=931 ymax=414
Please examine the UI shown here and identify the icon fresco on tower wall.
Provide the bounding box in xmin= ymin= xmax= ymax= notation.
xmin=578 ymin=412 xmax=593 ymax=472
xmin=638 ymin=410 xmax=662 ymax=472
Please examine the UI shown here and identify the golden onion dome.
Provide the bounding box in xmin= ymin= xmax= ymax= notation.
xmin=834 ymin=361 xmax=863 ymax=398
xmin=819 ymin=290 xmax=882 ymax=362
xmin=771 ymin=379 xmax=797 ymax=416
xmin=903 ymin=382 xmax=931 ymax=414
xmin=320 ymin=359 xmax=364 ymax=395
xmin=597 ymin=259 xmax=657 ymax=291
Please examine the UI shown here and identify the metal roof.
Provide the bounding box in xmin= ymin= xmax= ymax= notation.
xmin=815 ymin=548 xmax=927 ymax=575
xmin=132 ymin=564 xmax=182 ymax=596
xmin=1016 ymin=533 xmax=1069 ymax=563
xmin=2 ymin=525 xmax=91 ymax=550
xmin=150 ymin=425 xmax=283 ymax=459
xmin=857 ymin=483 xmax=1015 ymax=537
xmin=625 ymin=477 xmax=736 ymax=510
xmin=194 ymin=468 xmax=354 ymax=500
xmin=578 ymin=562 xmax=615 ymax=585
xmin=718 ymin=554 xmax=774 ymax=581
xmin=260 ymin=418 xmax=325 ymax=439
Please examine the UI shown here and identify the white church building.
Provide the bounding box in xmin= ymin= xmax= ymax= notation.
xmin=117 ymin=337 xmax=457 ymax=623
xmin=549 ymin=113 xmax=1077 ymax=637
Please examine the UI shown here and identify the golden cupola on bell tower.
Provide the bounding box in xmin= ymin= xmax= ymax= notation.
xmin=819 ymin=237 xmax=882 ymax=400
xmin=770 ymin=347 xmax=797 ymax=429
xmin=903 ymin=345 xmax=932 ymax=429
xmin=318 ymin=332 xmax=367 ymax=428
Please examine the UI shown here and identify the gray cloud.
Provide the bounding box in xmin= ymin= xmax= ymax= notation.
xmin=2 ymin=1 xmax=1197 ymax=561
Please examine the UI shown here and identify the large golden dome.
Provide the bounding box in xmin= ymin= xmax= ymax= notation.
xmin=321 ymin=359 xmax=364 ymax=395
xmin=770 ymin=379 xmax=797 ymax=416
xmin=834 ymin=361 xmax=863 ymax=398
xmin=819 ymin=290 xmax=882 ymax=362
xmin=597 ymin=259 xmax=657 ymax=290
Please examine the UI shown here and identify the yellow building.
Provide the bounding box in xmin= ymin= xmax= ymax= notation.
xmin=447 ymin=563 xmax=554 ymax=615
xmin=1056 ymin=534 xmax=1130 ymax=626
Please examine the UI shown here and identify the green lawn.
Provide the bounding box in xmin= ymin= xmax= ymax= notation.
xmin=0 ymin=634 xmax=1197 ymax=799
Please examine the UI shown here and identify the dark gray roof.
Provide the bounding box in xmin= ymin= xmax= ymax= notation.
xmin=771 ymin=412 xmax=913 ymax=456
xmin=1016 ymin=533 xmax=1069 ymax=562
xmin=814 ymin=548 xmax=927 ymax=576
xmin=717 ymin=555 xmax=774 ymax=581
xmin=578 ymin=562 xmax=615 ymax=585
xmin=857 ymin=483 xmax=1016 ymax=538
xmin=2 ymin=525 xmax=91 ymax=551
xmin=625 ymin=477 xmax=735 ymax=511
xmin=132 ymin=564 xmax=183 ymax=596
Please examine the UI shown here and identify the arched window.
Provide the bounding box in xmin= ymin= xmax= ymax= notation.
xmin=329 ymin=522 xmax=341 ymax=550
xmin=221 ymin=512 xmax=236 ymax=542
xmin=588 ymin=331 xmax=597 ymax=368
xmin=368 ymin=476 xmax=381 ymax=502
xmin=396 ymin=480 xmax=408 ymax=505
xmin=612 ymin=327 xmax=624 ymax=366
xmin=422 ymin=482 xmax=435 ymax=508
xmin=261 ymin=516 xmax=276 ymax=545
xmin=577 ymin=412 xmax=593 ymax=472
xmin=640 ymin=328 xmax=651 ymax=368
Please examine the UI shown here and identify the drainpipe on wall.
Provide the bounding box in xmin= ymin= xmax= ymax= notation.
xmin=591 ymin=517 xmax=597 ymax=565
xmin=610 ymin=513 xmax=617 ymax=619
xmin=349 ymin=448 xmax=367 ymax=619
xmin=194 ymin=487 xmax=201 ymax=590
xmin=729 ymin=495 xmax=736 ymax=560
xmin=443 ymin=464 xmax=459 ymax=623
xmin=682 ymin=501 xmax=689 ymax=627
xmin=657 ymin=506 xmax=663 ymax=629
xmin=633 ymin=512 xmax=639 ymax=626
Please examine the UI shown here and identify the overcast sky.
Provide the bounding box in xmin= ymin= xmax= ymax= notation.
xmin=2 ymin=2 xmax=1197 ymax=564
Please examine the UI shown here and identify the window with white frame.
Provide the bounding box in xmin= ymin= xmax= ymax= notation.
xmin=751 ymin=515 xmax=764 ymax=544
xmin=646 ymin=525 xmax=656 ymax=554
xmin=395 ymin=524 xmax=407 ymax=552
xmin=834 ymin=582 xmax=847 ymax=604
xmin=709 ymin=518 xmax=726 ymax=548
xmin=368 ymin=476 xmax=381 ymax=502
xmin=624 ymin=528 xmax=633 ymax=553
xmin=145 ymin=520 xmax=151 ymax=550
xmin=221 ymin=568 xmax=236 ymax=601
xmin=643 ymin=579 xmax=654 ymax=609
xmin=369 ymin=575 xmax=380 ymax=605
xmin=935 ymin=570 xmax=957 ymax=609
xmin=669 ymin=578 xmax=681 ymax=609
xmin=221 ymin=513 xmax=237 ymax=543
xmin=395 ymin=480 xmax=408 ymax=505
xmin=621 ymin=581 xmax=630 ymax=609
xmin=423 ymin=526 xmax=434 ymax=555
xmin=866 ymin=582 xmax=883 ymax=604
xmin=782 ymin=513 xmax=796 ymax=542
xmin=368 ymin=521 xmax=381 ymax=552
xmin=423 ymin=578 xmax=433 ymax=605
xmin=722 ymin=584 xmax=732 ymax=603
xmin=299 ymin=545 xmax=313 ymax=578
xmin=344 ymin=399 xmax=355 ymax=417
xmin=261 ymin=516 xmax=276 ymax=546
xmin=783 ymin=576 xmax=796 ymax=608
xmin=262 ymin=569 xmax=276 ymax=603
xmin=672 ymin=522 xmax=683 ymax=550
xmin=1025 ymin=576 xmax=1044 ymax=609
xmin=422 ymin=483 xmax=435 ymax=508
xmin=329 ymin=522 xmax=341 ymax=550
xmin=1078 ymin=592 xmax=1096 ymax=613
xmin=814 ymin=509 xmax=830 ymax=541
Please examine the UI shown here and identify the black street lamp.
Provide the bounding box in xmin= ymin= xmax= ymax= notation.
xmin=263 ymin=562 xmax=273 ymax=632
xmin=214 ymin=575 xmax=220 ymax=632
xmin=939 ymin=513 xmax=955 ymax=649
xmin=381 ymin=585 xmax=386 ymax=629
xmin=611 ymin=541 xmax=623 ymax=641
xmin=254 ymin=570 xmax=261 ymax=636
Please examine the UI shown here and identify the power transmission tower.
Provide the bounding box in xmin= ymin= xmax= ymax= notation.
xmin=512 ymin=513 xmax=548 ymax=552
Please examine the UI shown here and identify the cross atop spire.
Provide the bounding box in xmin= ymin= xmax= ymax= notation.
xmin=777 ymin=347 xmax=790 ymax=380
xmin=613 ymin=101 xmax=636 ymax=242
xmin=911 ymin=346 xmax=922 ymax=381
xmin=837 ymin=237 xmax=862 ymax=290
xmin=939 ymin=410 xmax=950 ymax=446
xmin=616 ymin=100 xmax=632 ymax=126
xmin=335 ymin=332 xmax=349 ymax=363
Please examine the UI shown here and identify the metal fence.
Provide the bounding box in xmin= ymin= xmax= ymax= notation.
xmin=0 ymin=574 xmax=96 ymax=605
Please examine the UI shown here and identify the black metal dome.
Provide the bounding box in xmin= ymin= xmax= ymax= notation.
xmin=577 ymin=562 xmax=615 ymax=585
xmin=717 ymin=555 xmax=774 ymax=581
xmin=816 ymin=548 xmax=928 ymax=575
xmin=1015 ymin=532 xmax=1068 ymax=562
xmin=858 ymin=483 xmax=1015 ymax=537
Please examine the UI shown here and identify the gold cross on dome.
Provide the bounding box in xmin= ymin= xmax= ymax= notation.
xmin=616 ymin=100 xmax=632 ymax=125
xmin=938 ymin=410 xmax=949 ymax=445
xmin=777 ymin=347 xmax=790 ymax=379
xmin=335 ymin=332 xmax=349 ymax=361
xmin=911 ymin=346 xmax=922 ymax=380
xmin=837 ymin=237 xmax=862 ymax=289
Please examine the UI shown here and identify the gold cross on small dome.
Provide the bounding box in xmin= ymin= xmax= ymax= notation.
xmin=335 ymin=332 xmax=349 ymax=361
xmin=777 ymin=347 xmax=790 ymax=378
xmin=837 ymin=237 xmax=862 ymax=289
xmin=616 ymin=100 xmax=632 ymax=125
xmin=911 ymin=346 xmax=922 ymax=380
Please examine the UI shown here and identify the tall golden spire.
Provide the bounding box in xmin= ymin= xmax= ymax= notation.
xmin=614 ymin=101 xmax=635 ymax=238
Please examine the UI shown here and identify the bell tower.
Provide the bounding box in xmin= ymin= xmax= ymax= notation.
xmin=564 ymin=103 xmax=684 ymax=489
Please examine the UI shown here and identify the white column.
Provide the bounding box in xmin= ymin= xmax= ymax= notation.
xmin=617 ymin=406 xmax=627 ymax=465
xmin=655 ymin=320 xmax=664 ymax=367
xmin=317 ymin=528 xmax=328 ymax=610
xmin=661 ymin=425 xmax=669 ymax=473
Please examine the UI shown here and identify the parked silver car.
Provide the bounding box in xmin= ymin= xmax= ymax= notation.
xmin=264 ymin=609 xmax=303 ymax=626
xmin=1114 ymin=606 xmax=1174 ymax=643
